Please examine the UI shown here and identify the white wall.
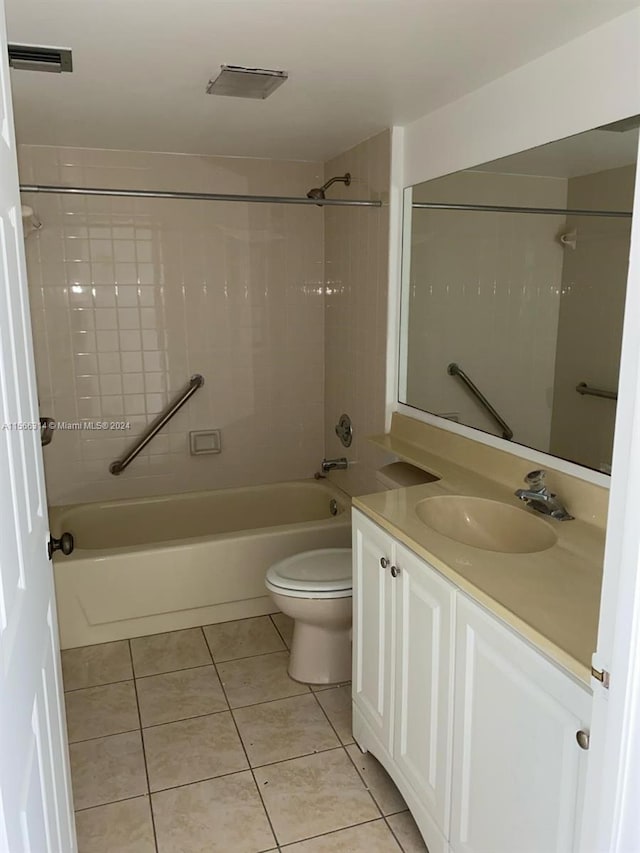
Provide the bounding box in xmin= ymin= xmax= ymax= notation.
xmin=403 ymin=9 xmax=640 ymax=188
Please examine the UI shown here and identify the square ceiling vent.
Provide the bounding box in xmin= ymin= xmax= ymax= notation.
xmin=206 ymin=65 xmax=287 ymax=100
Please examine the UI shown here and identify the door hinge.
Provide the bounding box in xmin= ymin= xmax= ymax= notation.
xmin=591 ymin=666 xmax=610 ymax=688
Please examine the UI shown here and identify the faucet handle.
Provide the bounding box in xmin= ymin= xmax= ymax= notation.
xmin=524 ymin=469 xmax=546 ymax=488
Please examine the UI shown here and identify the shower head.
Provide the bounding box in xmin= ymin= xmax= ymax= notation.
xmin=306 ymin=173 xmax=351 ymax=202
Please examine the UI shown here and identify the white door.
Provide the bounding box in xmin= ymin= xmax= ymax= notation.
xmin=352 ymin=510 xmax=395 ymax=756
xmin=580 ymin=134 xmax=640 ymax=852
xmin=450 ymin=594 xmax=590 ymax=853
xmin=0 ymin=2 xmax=76 ymax=849
xmin=393 ymin=543 xmax=454 ymax=835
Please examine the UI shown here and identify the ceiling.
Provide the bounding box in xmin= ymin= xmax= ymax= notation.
xmin=6 ymin=0 xmax=640 ymax=162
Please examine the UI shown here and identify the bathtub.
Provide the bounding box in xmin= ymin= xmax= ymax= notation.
xmin=49 ymin=479 xmax=352 ymax=649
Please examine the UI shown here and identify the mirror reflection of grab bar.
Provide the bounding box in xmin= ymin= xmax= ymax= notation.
xmin=447 ymin=362 xmax=513 ymax=441
xmin=576 ymin=382 xmax=618 ymax=401
xmin=40 ymin=416 xmax=54 ymax=446
xmin=109 ymin=374 xmax=205 ymax=475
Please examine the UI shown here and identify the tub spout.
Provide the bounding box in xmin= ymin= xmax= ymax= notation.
xmin=321 ymin=457 xmax=348 ymax=473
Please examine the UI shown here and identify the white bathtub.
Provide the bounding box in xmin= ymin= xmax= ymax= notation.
xmin=50 ymin=479 xmax=352 ymax=649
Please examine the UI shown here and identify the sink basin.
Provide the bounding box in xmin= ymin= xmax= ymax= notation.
xmin=414 ymin=495 xmax=557 ymax=554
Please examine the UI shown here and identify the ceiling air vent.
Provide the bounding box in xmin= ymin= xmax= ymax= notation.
xmin=206 ymin=65 xmax=287 ymax=99
xmin=8 ymin=43 xmax=73 ymax=73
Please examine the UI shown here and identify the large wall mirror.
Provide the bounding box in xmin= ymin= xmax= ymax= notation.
xmin=399 ymin=118 xmax=638 ymax=473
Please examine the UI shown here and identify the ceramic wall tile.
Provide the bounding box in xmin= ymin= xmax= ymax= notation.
xmin=404 ymin=170 xmax=567 ymax=453
xmin=322 ymin=131 xmax=393 ymax=497
xmin=20 ymin=145 xmax=325 ymax=504
xmin=549 ymin=164 xmax=634 ymax=471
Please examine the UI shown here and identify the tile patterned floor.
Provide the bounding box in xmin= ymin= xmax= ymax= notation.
xmin=62 ymin=614 xmax=429 ymax=853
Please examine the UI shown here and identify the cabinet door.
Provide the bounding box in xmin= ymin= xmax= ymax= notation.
xmin=450 ymin=594 xmax=590 ymax=853
xmin=352 ymin=510 xmax=395 ymax=754
xmin=393 ymin=543 xmax=454 ymax=834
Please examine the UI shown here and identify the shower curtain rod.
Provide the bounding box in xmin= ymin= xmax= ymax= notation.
xmin=412 ymin=201 xmax=633 ymax=218
xmin=19 ymin=184 xmax=383 ymax=208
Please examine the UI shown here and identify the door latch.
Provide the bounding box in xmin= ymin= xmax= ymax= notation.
xmin=591 ymin=666 xmax=610 ymax=689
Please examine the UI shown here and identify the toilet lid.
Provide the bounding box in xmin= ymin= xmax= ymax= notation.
xmin=266 ymin=548 xmax=352 ymax=594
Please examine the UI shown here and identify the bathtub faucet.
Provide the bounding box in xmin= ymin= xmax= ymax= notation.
xmin=321 ymin=457 xmax=348 ymax=473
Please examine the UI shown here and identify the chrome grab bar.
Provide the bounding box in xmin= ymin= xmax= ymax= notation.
xmin=447 ymin=363 xmax=513 ymax=441
xmin=109 ymin=374 xmax=204 ymax=475
xmin=576 ymin=382 xmax=618 ymax=401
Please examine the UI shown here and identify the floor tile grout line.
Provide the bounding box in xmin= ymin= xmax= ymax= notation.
xmin=309 ymin=685 xmax=356 ymax=748
xmin=73 ymin=792 xmax=155 ymax=814
xmin=134 ymin=662 xmax=218 ymax=683
xmin=133 ymin=682 xmax=311 ymax=714
xmin=201 ymin=624 xmax=314 ymax=706
xmin=342 ymin=740 xmax=393 ymax=820
xmin=64 ymin=676 xmax=135 ymax=694
xmin=277 ymin=815 xmax=396 ymax=849
xmin=70 ymin=731 xmax=384 ymax=798
xmin=205 ymin=614 xmax=289 ymax=662
xmin=137 ymin=694 xmax=346 ymax=754
xmin=61 ymin=615 xmax=287 ymax=657
xmin=131 ymin=661 xmax=215 ymax=680
xmin=236 ymin=741 xmax=348 ymax=774
xmin=133 ymin=647 xmax=296 ymax=681
xmin=309 ymin=689 xmax=391 ymax=821
xmin=209 ymin=646 xmax=289 ymax=666
xmin=215 ymin=648 xmax=299 ymax=668
xmin=268 ymin=613 xmax=292 ymax=649
xmin=149 ymin=764 xmax=259 ymax=796
xmin=132 ymin=671 xmax=344 ymax=725
xmin=127 ymin=639 xmax=160 ymax=853
xmin=200 ymin=626 xmax=281 ymax=850
xmin=383 ymin=814 xmax=411 ymax=853
xmin=68 ymin=725 xmax=142 ymax=746
xmin=139 ymin=707 xmax=230 ymax=731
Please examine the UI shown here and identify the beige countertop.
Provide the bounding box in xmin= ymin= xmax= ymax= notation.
xmin=353 ymin=435 xmax=605 ymax=686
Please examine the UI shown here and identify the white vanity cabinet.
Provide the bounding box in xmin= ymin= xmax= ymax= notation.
xmin=450 ymin=594 xmax=590 ymax=853
xmin=352 ymin=510 xmax=455 ymax=852
xmin=352 ymin=510 xmax=396 ymax=755
xmin=352 ymin=508 xmax=591 ymax=853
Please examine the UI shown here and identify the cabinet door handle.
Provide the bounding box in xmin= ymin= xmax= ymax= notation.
xmin=576 ymin=730 xmax=590 ymax=750
xmin=390 ymin=565 xmax=400 ymax=578
xmin=380 ymin=557 xmax=390 ymax=569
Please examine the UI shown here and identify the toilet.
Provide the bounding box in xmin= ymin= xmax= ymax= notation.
xmin=265 ymin=548 xmax=352 ymax=685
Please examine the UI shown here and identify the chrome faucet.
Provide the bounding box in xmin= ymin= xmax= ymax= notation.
xmin=515 ymin=470 xmax=574 ymax=521
xmin=321 ymin=457 xmax=348 ymax=473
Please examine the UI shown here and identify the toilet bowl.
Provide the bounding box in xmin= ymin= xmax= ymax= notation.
xmin=266 ymin=548 xmax=352 ymax=685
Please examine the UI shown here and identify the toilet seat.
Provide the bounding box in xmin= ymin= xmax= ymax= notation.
xmin=265 ymin=548 xmax=352 ymax=600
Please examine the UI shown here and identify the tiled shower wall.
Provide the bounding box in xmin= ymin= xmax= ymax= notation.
xmin=20 ymin=146 xmax=325 ymax=505
xmin=550 ymin=163 xmax=635 ymax=470
xmin=323 ymin=130 xmax=392 ymax=497
xmin=404 ymin=170 xmax=567 ymax=452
